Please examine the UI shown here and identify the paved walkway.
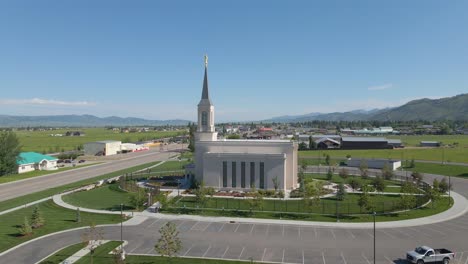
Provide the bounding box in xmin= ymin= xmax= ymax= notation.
xmin=51 ymin=185 xmax=468 ymax=229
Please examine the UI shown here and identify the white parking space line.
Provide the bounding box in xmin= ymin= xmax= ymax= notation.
xmin=365 ymin=230 xmax=374 ymax=238
xmin=322 ymin=252 xmax=326 ymax=264
xmin=384 ymin=256 xmax=394 ymax=263
xmin=464 ymin=255 xmax=468 ymax=264
xmin=445 ymin=222 xmax=468 ymax=232
xmin=407 ymin=227 xmax=431 ymax=237
xmin=249 ymin=224 xmax=255 ymax=234
xmin=262 ymin=248 xmax=267 ymax=261
xmin=302 ymin=249 xmax=305 ymax=264
xmin=202 ymin=222 xmax=211 ymax=232
xmin=282 ymin=225 xmax=285 ymax=237
xmin=221 ymin=246 xmax=230 ymax=258
xmin=380 ymin=229 xmax=397 ymax=239
xmin=314 ymin=227 xmax=318 ymax=238
xmin=458 ymin=252 xmax=464 ymax=264
xmin=298 ymin=227 xmax=301 ymax=238
xmin=147 ymin=218 xmax=161 ymax=228
xmin=347 ymin=229 xmax=356 ymax=239
xmin=362 ymin=252 xmax=371 ymax=264
xmin=202 ymin=245 xmax=211 ymax=257
xmin=146 ymin=247 xmax=154 ymax=254
xmin=330 ymin=229 xmax=336 ymax=239
xmin=391 ymin=228 xmax=411 ymax=238
xmin=266 ymin=224 xmax=270 ymax=236
xmin=341 ymin=252 xmax=347 ymax=264
xmin=218 ymin=223 xmax=226 ymax=232
xmin=418 ymin=225 xmax=445 ymax=235
xmin=282 ymin=249 xmax=285 ymax=263
xmin=238 ymin=247 xmax=245 ymax=259
xmin=234 ymin=224 xmax=241 ymax=233
xmin=183 ymin=244 xmax=194 ymax=256
xmin=176 ymin=220 xmax=186 ymax=228
xmin=189 ymin=221 xmax=199 ymax=231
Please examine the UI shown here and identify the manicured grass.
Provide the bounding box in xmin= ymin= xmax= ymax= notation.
xmin=39 ymin=242 xmax=85 ymax=264
xmin=63 ymin=183 xmax=135 ymax=211
xmin=299 ymin=147 xmax=468 ymax=163
xmin=406 ymin=162 xmax=468 ymax=178
xmin=174 ymin=193 xmax=405 ymax=215
xmin=387 ymin=135 xmax=468 ymax=147
xmin=0 ymin=200 xmax=122 ymax=253
xmin=16 ymin=128 xmax=186 ymax=153
xmin=75 ymin=241 xmax=122 ymax=264
xmin=151 ymin=160 xmax=190 ymax=172
xmin=0 ymin=161 xmax=161 ymax=212
xmin=304 ymin=173 xmax=403 ymax=186
xmin=0 ymin=163 xmax=100 ymax=184
xmin=168 ymin=197 xmax=452 ymax=223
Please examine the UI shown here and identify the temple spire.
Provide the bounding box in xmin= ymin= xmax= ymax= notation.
xmin=201 ymin=54 xmax=211 ymax=102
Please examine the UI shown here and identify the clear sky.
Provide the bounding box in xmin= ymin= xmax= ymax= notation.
xmin=0 ymin=1 xmax=467 ymax=122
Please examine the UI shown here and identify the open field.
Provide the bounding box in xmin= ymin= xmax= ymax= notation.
xmin=16 ymin=128 xmax=186 ymax=153
xmin=387 ymin=135 xmax=468 ymax=147
xmin=39 ymin=242 xmax=85 ymax=264
xmin=407 ymin=162 xmax=468 ymax=178
xmin=299 ymin=147 xmax=468 ymax=163
xmin=0 ymin=200 xmax=121 ymax=253
xmin=0 ymin=163 xmax=100 ymax=184
xmin=0 ymin=161 xmax=161 ymax=212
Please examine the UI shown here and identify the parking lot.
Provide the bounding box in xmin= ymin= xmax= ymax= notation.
xmin=122 ymin=216 xmax=468 ymax=264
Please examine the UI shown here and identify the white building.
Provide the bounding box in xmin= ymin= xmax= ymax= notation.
xmin=194 ymin=56 xmax=298 ymax=192
xmin=17 ymin=152 xmax=58 ymax=174
xmin=346 ymin=159 xmax=402 ymax=171
xmin=84 ymin=140 xmax=122 ymax=156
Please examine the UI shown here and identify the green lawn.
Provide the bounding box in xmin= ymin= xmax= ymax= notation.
xmin=39 ymin=242 xmax=85 ymax=264
xmin=387 ymin=135 xmax=468 ymax=147
xmin=0 ymin=161 xmax=161 ymax=213
xmin=0 ymin=163 xmax=100 ymax=184
xmin=405 ymin=162 xmax=468 ymax=178
xmin=151 ymin=160 xmax=190 ymax=172
xmin=168 ymin=197 xmax=452 ymax=223
xmin=304 ymin=173 xmax=403 ymax=186
xmin=63 ymin=183 xmax=135 ymax=211
xmin=174 ymin=193 xmax=406 ymax=215
xmin=75 ymin=241 xmax=122 ymax=264
xmin=299 ymin=147 xmax=468 ymax=163
xmin=16 ymin=128 xmax=186 ymax=153
xmin=0 ymin=200 xmax=122 ymax=253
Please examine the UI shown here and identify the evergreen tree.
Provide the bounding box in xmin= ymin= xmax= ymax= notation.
xmin=326 ymin=167 xmax=333 ymax=181
xmin=31 ymin=206 xmax=45 ymax=229
xmin=155 ymin=222 xmax=182 ymax=258
xmin=336 ymin=183 xmax=347 ymax=201
xmin=19 ymin=216 xmax=33 ymax=236
xmin=308 ymin=136 xmax=316 ymax=149
xmin=0 ymin=131 xmax=22 ymax=176
xmin=187 ymin=122 xmax=196 ymax=152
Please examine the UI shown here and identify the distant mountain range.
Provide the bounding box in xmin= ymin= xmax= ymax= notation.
xmin=266 ymin=93 xmax=468 ymax=122
xmin=0 ymin=114 xmax=190 ymax=127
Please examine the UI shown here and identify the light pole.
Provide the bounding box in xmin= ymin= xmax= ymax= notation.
xmin=120 ymin=203 xmax=123 ymax=243
xmin=373 ymin=211 xmax=376 ymax=264
xmin=449 ymin=175 xmax=451 ymax=205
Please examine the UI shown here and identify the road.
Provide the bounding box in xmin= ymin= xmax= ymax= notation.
xmin=2 ymin=164 xmax=468 ymax=263
xmin=0 ymin=144 xmax=184 ymax=202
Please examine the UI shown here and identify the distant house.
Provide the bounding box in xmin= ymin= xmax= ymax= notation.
xmin=420 ymin=141 xmax=441 ymax=147
xmin=316 ymin=137 xmax=341 ymax=149
xmin=17 ymin=152 xmax=58 ymax=174
xmin=341 ymin=137 xmax=390 ymax=149
xmin=387 ymin=139 xmax=404 ymax=148
xmin=65 ymin=131 xmax=86 ymax=136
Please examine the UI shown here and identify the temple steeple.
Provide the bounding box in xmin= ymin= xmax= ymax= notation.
xmin=195 ymin=55 xmax=217 ymax=141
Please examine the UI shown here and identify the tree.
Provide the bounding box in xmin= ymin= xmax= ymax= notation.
xmin=372 ymin=176 xmax=386 ymax=193
xmin=193 ymin=181 xmax=208 ymax=207
xmin=336 ymin=183 xmax=347 ymax=201
xmin=399 ymin=182 xmax=417 ymax=212
xmin=326 ymin=167 xmax=333 ymax=181
xmin=359 ymin=160 xmax=368 ymax=179
xmin=272 ymin=176 xmax=280 ymax=193
xmin=0 ymin=131 xmax=22 ymax=176
xmin=155 ymin=222 xmax=182 ymax=258
xmin=411 ymin=171 xmax=423 ymax=185
xmin=308 ymin=136 xmax=316 ymax=150
xmin=247 ymin=191 xmax=264 ymax=212
xmin=81 ymin=222 xmax=104 ymax=264
xmin=432 ymin=179 xmax=440 ymax=193
xmin=303 ymin=181 xmax=322 ymax=210
xmin=129 ymin=188 xmax=147 ymax=211
xmin=409 ymin=159 xmax=415 ymax=168
xmin=298 ymin=160 xmax=307 ymax=191
xmin=439 ymin=178 xmax=450 ymax=193
xmin=358 ymin=185 xmax=371 ymax=212
xmin=18 ymin=216 xmax=32 ymax=236
xmin=325 ymin=154 xmax=331 ymax=165
xmin=348 ymin=178 xmax=361 ymax=192
xmin=31 ymin=206 xmax=45 ymax=229
xmin=76 ymin=208 xmax=81 ymax=223
xmin=425 ymin=187 xmax=441 ymax=208
xmin=381 ymin=163 xmax=394 ymax=180
xmin=338 ymin=168 xmax=348 ymax=179
xmin=298 ymin=142 xmax=308 ymax=151
xmin=187 ymin=122 xmax=196 ymax=152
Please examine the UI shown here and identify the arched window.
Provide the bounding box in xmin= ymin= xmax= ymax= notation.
xmin=201 ymin=111 xmax=208 ymax=126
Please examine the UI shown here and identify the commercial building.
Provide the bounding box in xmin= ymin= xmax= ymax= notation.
xmin=17 ymin=152 xmax=58 ymax=174
xmin=341 ymin=137 xmax=391 ymax=149
xmin=194 ymin=56 xmax=298 ymax=192
xmin=84 ymin=140 xmax=122 ymax=156
xmin=420 ymin=141 xmax=441 ymax=147
xmin=346 ymin=159 xmax=402 ymax=171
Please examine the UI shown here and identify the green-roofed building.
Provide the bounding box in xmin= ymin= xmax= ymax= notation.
xmin=17 ymin=152 xmax=58 ymax=174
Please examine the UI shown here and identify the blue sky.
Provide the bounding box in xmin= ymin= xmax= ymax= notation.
xmin=0 ymin=1 xmax=467 ymax=122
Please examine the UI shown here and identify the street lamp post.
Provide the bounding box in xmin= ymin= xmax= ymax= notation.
xmin=120 ymin=203 xmax=123 ymax=243
xmin=373 ymin=211 xmax=376 ymax=264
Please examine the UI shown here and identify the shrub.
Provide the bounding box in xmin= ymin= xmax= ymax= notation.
xmin=338 ymin=168 xmax=348 ymax=179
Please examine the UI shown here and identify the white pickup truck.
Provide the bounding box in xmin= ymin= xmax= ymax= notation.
xmin=406 ymin=246 xmax=455 ymax=264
